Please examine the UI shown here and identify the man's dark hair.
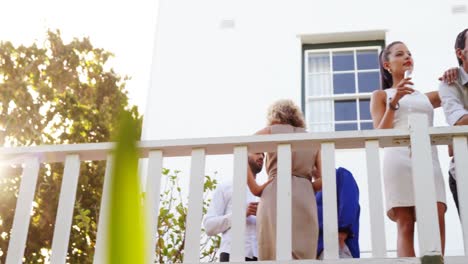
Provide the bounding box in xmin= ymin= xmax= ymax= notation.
xmin=455 ymin=28 xmax=468 ymax=66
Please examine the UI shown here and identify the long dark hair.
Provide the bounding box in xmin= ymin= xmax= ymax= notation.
xmin=455 ymin=28 xmax=468 ymax=66
xmin=379 ymin=41 xmax=403 ymax=89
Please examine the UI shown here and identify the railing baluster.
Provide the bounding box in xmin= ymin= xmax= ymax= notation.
xmin=145 ymin=150 xmax=164 ymax=264
xmin=6 ymin=157 xmax=40 ymax=264
xmin=453 ymin=136 xmax=468 ymax=255
xmin=321 ymin=142 xmax=339 ymax=260
xmin=93 ymin=155 xmax=113 ymax=264
xmin=4 ymin=126 xmax=468 ymax=263
xmin=183 ymin=148 xmax=206 ymax=263
xmin=276 ymin=144 xmax=292 ymax=261
xmin=365 ymin=140 xmax=387 ymax=257
xmin=50 ymin=154 xmax=81 ymax=264
xmin=230 ymin=146 xmax=248 ymax=262
xmin=409 ymin=114 xmax=441 ymax=256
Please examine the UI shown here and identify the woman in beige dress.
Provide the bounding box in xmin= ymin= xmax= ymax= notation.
xmin=247 ymin=99 xmax=322 ymax=260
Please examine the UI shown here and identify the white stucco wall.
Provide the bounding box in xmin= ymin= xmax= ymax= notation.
xmin=142 ymin=0 xmax=467 ymax=257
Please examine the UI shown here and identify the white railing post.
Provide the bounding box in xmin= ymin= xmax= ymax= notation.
xmin=51 ymin=154 xmax=81 ymax=264
xmin=230 ymin=146 xmax=248 ymax=262
xmin=276 ymin=144 xmax=292 ymax=261
xmin=183 ymin=148 xmax=206 ymax=263
xmin=145 ymin=150 xmax=164 ymax=264
xmin=453 ymin=136 xmax=468 ymax=255
xmin=93 ymin=155 xmax=113 ymax=264
xmin=365 ymin=140 xmax=387 ymax=257
xmin=6 ymin=157 xmax=40 ymax=264
xmin=408 ymin=114 xmax=441 ymax=256
xmin=321 ymin=142 xmax=339 ymax=260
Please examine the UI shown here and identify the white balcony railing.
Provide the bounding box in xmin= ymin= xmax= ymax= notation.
xmin=1 ymin=113 xmax=468 ymax=264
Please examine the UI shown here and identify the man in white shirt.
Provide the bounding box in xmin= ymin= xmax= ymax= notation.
xmin=203 ymin=152 xmax=264 ymax=262
xmin=439 ymin=28 xmax=468 ymax=215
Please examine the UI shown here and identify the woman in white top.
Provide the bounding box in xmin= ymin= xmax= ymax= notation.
xmin=370 ymin=41 xmax=446 ymax=257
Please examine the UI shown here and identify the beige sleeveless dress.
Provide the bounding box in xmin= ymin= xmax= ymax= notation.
xmin=257 ymin=124 xmax=319 ymax=260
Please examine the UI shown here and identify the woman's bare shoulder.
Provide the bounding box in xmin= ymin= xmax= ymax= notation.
xmin=371 ymin=89 xmax=386 ymax=97
xmin=371 ymin=89 xmax=387 ymax=102
xmin=255 ymin=126 xmax=271 ymax=135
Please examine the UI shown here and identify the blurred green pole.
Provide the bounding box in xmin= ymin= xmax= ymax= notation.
xmin=107 ymin=112 xmax=146 ymax=264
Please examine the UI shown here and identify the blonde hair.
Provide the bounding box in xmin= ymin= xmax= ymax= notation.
xmin=266 ymin=99 xmax=306 ymax=128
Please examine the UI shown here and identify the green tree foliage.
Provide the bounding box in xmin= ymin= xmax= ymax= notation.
xmin=0 ymin=29 xmax=140 ymax=263
xmin=0 ymin=29 xmax=142 ymax=262
xmin=156 ymin=169 xmax=220 ymax=263
xmin=0 ymin=30 xmax=220 ymax=263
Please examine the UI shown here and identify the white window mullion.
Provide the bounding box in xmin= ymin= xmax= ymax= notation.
xmin=356 ymin=98 xmax=361 ymax=130
xmin=308 ymin=93 xmax=372 ymax=102
xmin=308 ymin=69 xmax=379 ymax=75
xmin=354 ymin=49 xmax=362 ymax=130
xmin=329 ymin=50 xmax=335 ymax=131
xmin=334 ymin=120 xmax=361 ymax=124
xmin=309 ymin=46 xmax=381 ymax=53
xmin=304 ymin=50 xmax=312 ymax=128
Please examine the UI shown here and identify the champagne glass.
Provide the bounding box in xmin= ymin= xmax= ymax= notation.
xmin=404 ymin=69 xmax=413 ymax=112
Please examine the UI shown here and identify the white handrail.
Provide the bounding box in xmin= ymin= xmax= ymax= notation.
xmin=2 ymin=126 xmax=468 ymax=163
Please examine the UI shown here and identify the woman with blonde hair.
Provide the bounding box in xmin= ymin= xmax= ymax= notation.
xmin=247 ymin=99 xmax=321 ymax=260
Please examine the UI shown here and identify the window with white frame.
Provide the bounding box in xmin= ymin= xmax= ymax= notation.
xmin=303 ymin=41 xmax=383 ymax=132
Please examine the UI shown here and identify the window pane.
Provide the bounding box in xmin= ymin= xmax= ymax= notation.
xmin=359 ymin=99 xmax=371 ymax=120
xmin=307 ymin=52 xmax=330 ymax=73
xmin=307 ymin=73 xmax=332 ymax=96
xmin=334 ymin=100 xmax=357 ymax=121
xmin=360 ymin=121 xmax=374 ymax=130
xmin=335 ymin=123 xmax=358 ymax=131
xmin=332 ymin=51 xmax=354 ymax=71
xmin=357 ymin=50 xmax=379 ymax=70
xmin=307 ymin=100 xmax=333 ymax=124
xmin=333 ymin=73 xmax=355 ymax=94
xmin=309 ymin=123 xmax=334 ymax=132
xmin=358 ymin=72 xmax=380 ymax=93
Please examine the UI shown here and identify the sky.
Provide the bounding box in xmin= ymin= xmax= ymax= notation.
xmin=0 ymin=0 xmax=159 ymax=113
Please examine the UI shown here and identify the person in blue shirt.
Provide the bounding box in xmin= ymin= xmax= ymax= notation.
xmin=315 ymin=167 xmax=360 ymax=259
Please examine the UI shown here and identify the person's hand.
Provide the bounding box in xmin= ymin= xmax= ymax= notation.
xmin=389 ymin=77 xmax=415 ymax=109
xmin=246 ymin=202 xmax=258 ymax=217
xmin=394 ymin=77 xmax=415 ymax=100
xmin=438 ymin=67 xmax=458 ymax=84
xmin=338 ymin=232 xmax=348 ymax=249
xmin=448 ymin=144 xmax=454 ymax=157
xmin=250 ymin=177 xmax=274 ymax=197
xmin=312 ymin=178 xmax=322 ymax=192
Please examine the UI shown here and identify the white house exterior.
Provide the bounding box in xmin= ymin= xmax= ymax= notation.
xmin=3 ymin=1 xmax=468 ymax=263
xmin=142 ymin=0 xmax=468 ymax=258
